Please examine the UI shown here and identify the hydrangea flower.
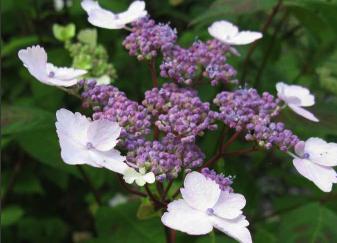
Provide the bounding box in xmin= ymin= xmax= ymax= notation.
xmin=162 ymin=172 xmax=251 ymax=243
xmin=290 ymin=138 xmax=337 ymax=192
xmin=18 ymin=45 xmax=87 ymax=87
xmin=276 ymin=82 xmax=319 ymax=122
xmin=81 ymin=0 xmax=147 ymax=29
xmin=208 ymin=20 xmax=262 ymax=45
xmin=55 ymin=108 xmax=128 ymax=174
xmin=123 ymin=167 xmax=155 ymax=186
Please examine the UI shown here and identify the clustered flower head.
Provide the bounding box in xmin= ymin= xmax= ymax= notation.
xmin=18 ymin=1 xmax=337 ymax=242
xmin=214 ymin=88 xmax=299 ymax=151
xmin=127 ymin=135 xmax=205 ymax=180
xmin=201 ymin=168 xmax=233 ymax=192
xmin=123 ymin=17 xmax=177 ymax=61
xmin=81 ymin=80 xmax=151 ymax=149
xmin=160 ymin=39 xmax=237 ymax=86
xmin=143 ymin=83 xmax=218 ymax=143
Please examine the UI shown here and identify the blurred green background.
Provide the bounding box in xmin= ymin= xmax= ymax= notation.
xmin=2 ymin=0 xmax=337 ymax=242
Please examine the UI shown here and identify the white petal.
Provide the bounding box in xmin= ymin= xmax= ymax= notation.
xmin=87 ymin=119 xmax=121 ymax=151
xmin=57 ymin=134 xmax=94 ymax=166
xmin=180 ymin=172 xmax=221 ymax=211
xmin=305 ymin=138 xmax=337 ymax=166
xmin=212 ymin=215 xmax=252 ymax=243
xmin=288 ymin=105 xmax=319 ymax=122
xmin=161 ymin=199 xmax=213 ymax=235
xmin=208 ymin=20 xmax=239 ymax=42
xmin=46 ymin=63 xmax=87 ymax=86
xmin=293 ymin=158 xmax=337 ymax=192
xmin=81 ymin=0 xmax=100 ymax=12
xmin=123 ymin=167 xmax=140 ymax=184
xmin=213 ymin=192 xmax=246 ymax=219
xmin=89 ymin=149 xmax=128 ymax=174
xmin=135 ymin=177 xmax=146 ymax=186
xmin=143 ymin=172 xmax=156 ymax=184
xmin=227 ymin=31 xmax=262 ymax=45
xmin=117 ymin=1 xmax=147 ymax=24
xmin=18 ymin=45 xmax=48 ymax=82
xmin=276 ymin=82 xmax=315 ymax=107
xmin=55 ymin=109 xmax=90 ymax=145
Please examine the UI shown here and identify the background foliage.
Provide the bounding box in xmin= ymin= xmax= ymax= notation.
xmin=2 ymin=0 xmax=337 ymax=242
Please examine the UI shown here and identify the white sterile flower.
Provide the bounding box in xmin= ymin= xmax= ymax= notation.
xmin=276 ymin=82 xmax=319 ymax=122
xmin=18 ymin=45 xmax=87 ymax=87
xmin=55 ymin=108 xmax=128 ymax=173
xmin=161 ymin=172 xmax=251 ymax=243
xmin=123 ymin=167 xmax=155 ymax=186
xmin=208 ymin=20 xmax=262 ymax=45
xmin=81 ymin=0 xmax=147 ymax=29
xmin=291 ymin=138 xmax=337 ymax=192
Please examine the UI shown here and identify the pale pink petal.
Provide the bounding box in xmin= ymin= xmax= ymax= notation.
xmin=213 ymin=192 xmax=246 ymax=219
xmin=228 ymin=31 xmax=262 ymax=45
xmin=212 ymin=215 xmax=252 ymax=243
xmin=161 ymin=199 xmax=213 ymax=235
xmin=18 ymin=45 xmax=48 ymax=82
xmin=55 ymin=109 xmax=90 ymax=144
xmin=89 ymin=149 xmax=128 ymax=174
xmin=294 ymin=141 xmax=305 ymax=157
xmin=288 ymin=105 xmax=319 ymax=122
xmin=87 ymin=119 xmax=121 ymax=151
xmin=305 ymin=138 xmax=337 ymax=166
xmin=181 ymin=172 xmax=221 ymax=211
xmin=293 ymin=158 xmax=337 ymax=192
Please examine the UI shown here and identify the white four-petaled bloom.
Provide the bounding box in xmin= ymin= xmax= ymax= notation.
xmin=276 ymin=82 xmax=319 ymax=122
xmin=81 ymin=0 xmax=147 ymax=29
xmin=123 ymin=167 xmax=155 ymax=186
xmin=291 ymin=138 xmax=337 ymax=192
xmin=18 ymin=45 xmax=87 ymax=87
xmin=55 ymin=108 xmax=128 ymax=173
xmin=208 ymin=20 xmax=262 ymax=45
xmin=161 ymin=172 xmax=251 ymax=243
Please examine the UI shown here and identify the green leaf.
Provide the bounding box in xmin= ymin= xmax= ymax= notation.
xmin=1 ymin=105 xmax=54 ymax=135
xmin=1 ymin=206 xmax=24 ymax=226
xmin=77 ymin=28 xmax=97 ymax=47
xmin=279 ymin=202 xmax=337 ymax=242
xmin=190 ymin=0 xmax=277 ymax=26
xmin=53 ymin=23 xmax=76 ymax=42
xmin=1 ymin=35 xmax=38 ymax=58
xmin=95 ymin=202 xmax=165 ymax=242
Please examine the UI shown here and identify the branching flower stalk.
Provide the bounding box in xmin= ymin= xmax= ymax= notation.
xmin=17 ymin=1 xmax=337 ymax=243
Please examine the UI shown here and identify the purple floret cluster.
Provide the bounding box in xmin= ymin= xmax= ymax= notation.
xmin=123 ymin=17 xmax=177 ymax=61
xmin=143 ymin=83 xmax=218 ymax=143
xmin=81 ymin=81 xmax=151 ymax=149
xmin=160 ymin=39 xmax=237 ymax=86
xmin=201 ymin=168 xmax=233 ymax=192
xmin=214 ymin=88 xmax=299 ymax=151
xmin=127 ymin=135 xmax=205 ymax=180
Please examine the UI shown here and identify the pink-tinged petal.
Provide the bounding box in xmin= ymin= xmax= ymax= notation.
xmin=276 ymin=82 xmax=315 ymax=107
xmin=57 ymin=134 xmax=94 ymax=166
xmin=46 ymin=63 xmax=86 ymax=86
xmin=161 ymin=199 xmax=213 ymax=235
xmin=305 ymin=138 xmax=337 ymax=166
xmin=212 ymin=215 xmax=252 ymax=243
xmin=89 ymin=149 xmax=128 ymax=174
xmin=87 ymin=119 xmax=121 ymax=151
xmin=55 ymin=109 xmax=90 ymax=144
xmin=213 ymin=192 xmax=246 ymax=219
xmin=294 ymin=141 xmax=305 ymax=157
xmin=181 ymin=172 xmax=221 ymax=211
xmin=288 ymin=105 xmax=319 ymax=122
xmin=293 ymin=158 xmax=337 ymax=192
xmin=18 ymin=45 xmax=48 ymax=83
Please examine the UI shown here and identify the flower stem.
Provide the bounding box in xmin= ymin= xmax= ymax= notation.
xmin=76 ymin=165 xmax=102 ymax=205
xmin=117 ymin=175 xmax=147 ymax=197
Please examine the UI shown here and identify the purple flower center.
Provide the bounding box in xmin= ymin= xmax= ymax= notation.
xmin=86 ymin=142 xmax=94 ymax=150
xmin=303 ymin=153 xmax=310 ymax=159
xmin=48 ymin=71 xmax=55 ymax=78
xmin=206 ymin=208 xmax=214 ymax=216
